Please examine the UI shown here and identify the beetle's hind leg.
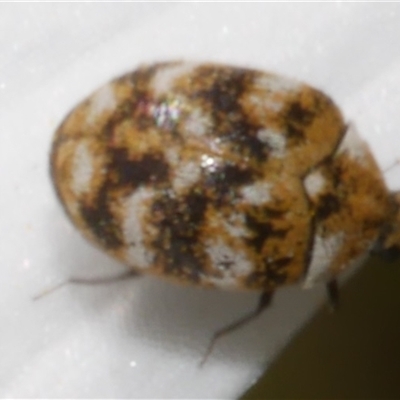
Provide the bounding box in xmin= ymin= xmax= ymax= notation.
xmin=33 ymin=270 xmax=140 ymax=300
xmin=200 ymin=290 xmax=274 ymax=367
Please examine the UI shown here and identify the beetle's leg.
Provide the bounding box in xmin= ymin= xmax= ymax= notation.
xmin=67 ymin=270 xmax=140 ymax=285
xmin=326 ymin=278 xmax=339 ymax=311
xmin=200 ymin=290 xmax=274 ymax=367
xmin=33 ymin=270 xmax=140 ymax=301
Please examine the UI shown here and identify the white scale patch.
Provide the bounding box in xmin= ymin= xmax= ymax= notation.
xmin=210 ymin=212 xmax=249 ymax=238
xmin=122 ymin=187 xmax=155 ymax=269
xmin=257 ymin=74 xmax=302 ymax=94
xmin=257 ymin=128 xmax=286 ymax=158
xmin=248 ymin=94 xmax=284 ymax=113
xmin=222 ymin=213 xmax=249 ymax=238
xmin=205 ymin=239 xmax=253 ymax=289
xmin=250 ymin=74 xmax=302 ymax=113
xmin=164 ymin=147 xmax=202 ymax=191
xmin=152 ymin=62 xmax=197 ymax=96
xmin=71 ymin=142 xmax=94 ymax=196
xmin=337 ymin=123 xmax=369 ymax=163
xmin=304 ymin=170 xmax=326 ymax=199
xmin=241 ymin=182 xmax=272 ymax=205
xmin=87 ymin=84 xmax=117 ymax=125
xmin=172 ymin=161 xmax=201 ymax=191
xmin=164 ymin=147 xmax=180 ymax=167
xmin=184 ymin=107 xmax=211 ymax=137
xmin=303 ymin=232 xmax=344 ymax=288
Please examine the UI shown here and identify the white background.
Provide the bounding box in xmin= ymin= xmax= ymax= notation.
xmin=1 ymin=3 xmax=400 ymax=398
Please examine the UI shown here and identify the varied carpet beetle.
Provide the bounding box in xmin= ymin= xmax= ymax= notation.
xmin=50 ymin=61 xmax=400 ymax=357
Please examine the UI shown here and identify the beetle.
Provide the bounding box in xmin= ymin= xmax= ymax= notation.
xmin=50 ymin=61 xmax=400 ymax=361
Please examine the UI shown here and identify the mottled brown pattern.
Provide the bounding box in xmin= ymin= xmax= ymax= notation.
xmin=51 ymin=61 xmax=399 ymax=292
xmin=150 ymin=189 xmax=209 ymax=283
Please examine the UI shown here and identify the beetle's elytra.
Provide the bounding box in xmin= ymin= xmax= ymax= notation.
xmin=51 ymin=61 xmax=400 ymax=339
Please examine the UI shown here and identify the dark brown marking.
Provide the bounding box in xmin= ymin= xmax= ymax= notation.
xmin=263 ymin=208 xmax=288 ymax=219
xmin=200 ymin=73 xmax=241 ymax=113
xmin=80 ymin=150 xmax=169 ymax=249
xmin=284 ymin=101 xmax=317 ymax=144
xmin=245 ymin=256 xmax=291 ymax=289
xmin=264 ymin=256 xmax=291 ymax=286
xmin=286 ymin=125 xmax=306 ymax=142
xmin=315 ymin=193 xmax=341 ymax=220
xmin=152 ymin=190 xmax=209 ymax=282
xmin=245 ymin=214 xmax=289 ymax=252
xmin=196 ymin=66 xmax=250 ymax=113
xmin=109 ymin=150 xmax=169 ymax=187
xmin=205 ymin=164 xmax=255 ymax=199
xmin=227 ymin=120 xmax=269 ymax=162
xmin=330 ymin=163 xmax=344 ymax=188
xmin=80 ymin=186 xmax=123 ymax=249
xmin=194 ymin=66 xmax=269 ymax=162
xmin=286 ymin=102 xmax=316 ymax=126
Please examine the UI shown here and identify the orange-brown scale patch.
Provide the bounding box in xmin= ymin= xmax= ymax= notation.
xmin=242 ymin=176 xmax=313 ymax=289
xmin=323 ymin=150 xmax=391 ymax=278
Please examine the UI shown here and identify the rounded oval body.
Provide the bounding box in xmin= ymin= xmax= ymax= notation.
xmin=51 ymin=61 xmax=396 ymax=291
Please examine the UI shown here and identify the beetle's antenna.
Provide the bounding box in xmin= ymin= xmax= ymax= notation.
xmin=383 ymin=158 xmax=400 ymax=174
xmin=32 ymin=270 xmax=140 ymax=301
xmin=32 ymin=281 xmax=68 ymax=301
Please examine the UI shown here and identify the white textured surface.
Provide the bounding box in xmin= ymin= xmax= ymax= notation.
xmin=123 ymin=187 xmax=156 ymax=269
xmin=337 ymin=123 xmax=370 ymax=164
xmin=303 ymin=233 xmax=345 ymax=288
xmin=241 ymin=182 xmax=272 ymax=205
xmin=87 ymin=84 xmax=117 ymax=126
xmin=304 ymin=170 xmax=326 ymax=199
xmin=71 ymin=142 xmax=94 ymax=197
xmin=151 ymin=62 xmax=197 ymax=96
xmin=257 ymin=128 xmax=287 ymax=158
xmin=1 ymin=3 xmax=400 ymax=398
